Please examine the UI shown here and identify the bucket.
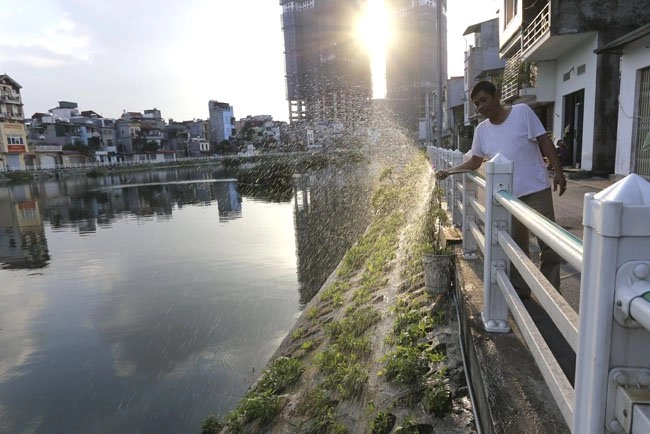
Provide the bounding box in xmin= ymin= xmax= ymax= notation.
xmin=423 ymin=253 xmax=454 ymax=294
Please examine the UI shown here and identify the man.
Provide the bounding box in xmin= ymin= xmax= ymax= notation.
xmin=436 ymin=80 xmax=567 ymax=296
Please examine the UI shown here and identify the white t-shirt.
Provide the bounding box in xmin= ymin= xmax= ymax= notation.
xmin=471 ymin=104 xmax=549 ymax=197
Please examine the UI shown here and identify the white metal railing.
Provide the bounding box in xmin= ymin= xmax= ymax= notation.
xmin=428 ymin=146 xmax=650 ymax=434
xmin=522 ymin=1 xmax=551 ymax=54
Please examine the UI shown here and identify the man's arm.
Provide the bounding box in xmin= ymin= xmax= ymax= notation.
xmin=537 ymin=134 xmax=567 ymax=196
xmin=435 ymin=155 xmax=483 ymax=180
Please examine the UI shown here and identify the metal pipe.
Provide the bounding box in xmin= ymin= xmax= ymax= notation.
xmin=498 ymin=230 xmax=579 ymax=351
xmin=471 ymin=197 xmax=485 ymax=224
xmin=630 ymin=296 xmax=650 ymax=334
xmin=471 ymin=221 xmax=485 ymax=255
xmin=496 ymin=269 xmax=575 ymax=426
xmin=495 ymin=190 xmax=583 ymax=271
xmin=468 ymin=173 xmax=486 ymax=190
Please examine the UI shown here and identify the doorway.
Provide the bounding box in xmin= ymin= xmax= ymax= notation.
xmin=562 ymin=89 xmax=584 ymax=168
xmin=634 ymin=67 xmax=650 ymax=177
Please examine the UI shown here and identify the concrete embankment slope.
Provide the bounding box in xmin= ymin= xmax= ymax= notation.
xmin=215 ymin=152 xmax=474 ymax=433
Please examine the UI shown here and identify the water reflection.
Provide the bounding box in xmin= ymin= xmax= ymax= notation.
xmin=0 ymin=184 xmax=50 ymax=269
xmin=293 ymin=170 xmax=372 ymax=303
xmin=0 ymin=164 xmax=372 ymax=433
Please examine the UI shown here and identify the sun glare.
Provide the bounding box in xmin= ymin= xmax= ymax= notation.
xmin=358 ymin=0 xmax=390 ymax=99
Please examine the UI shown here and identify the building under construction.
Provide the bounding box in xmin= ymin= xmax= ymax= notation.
xmin=280 ymin=0 xmax=372 ymax=126
xmin=385 ymin=0 xmax=447 ymax=142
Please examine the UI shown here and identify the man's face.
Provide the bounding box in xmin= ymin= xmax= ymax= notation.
xmin=472 ymin=90 xmax=500 ymax=119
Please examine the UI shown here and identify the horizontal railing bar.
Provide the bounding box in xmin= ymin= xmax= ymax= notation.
xmin=497 ymin=230 xmax=579 ymax=351
xmin=496 ymin=269 xmax=575 ymax=427
xmin=457 ymin=201 xmax=464 ymax=216
xmin=471 ymin=221 xmax=485 ymax=255
xmin=631 ymin=296 xmax=650 ymax=334
xmin=468 ymin=173 xmax=486 ymax=190
xmin=495 ymin=190 xmax=583 ymax=271
xmin=471 ymin=197 xmax=485 ymax=224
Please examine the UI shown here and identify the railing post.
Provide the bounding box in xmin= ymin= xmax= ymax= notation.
xmin=573 ymin=174 xmax=650 ymax=434
xmin=442 ymin=149 xmax=452 ymax=210
xmin=461 ymin=172 xmax=478 ymax=259
xmin=482 ymin=154 xmax=512 ymax=333
xmin=450 ymin=150 xmax=464 ymax=226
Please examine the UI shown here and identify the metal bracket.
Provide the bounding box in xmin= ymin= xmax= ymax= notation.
xmin=491 ymin=260 xmax=506 ymax=284
xmin=492 ymin=221 xmax=507 ymax=245
xmin=615 ymin=261 xmax=650 ymax=327
xmin=481 ymin=313 xmax=510 ymax=333
xmin=492 ymin=183 xmax=510 ymax=204
xmin=605 ymin=368 xmax=650 ymax=433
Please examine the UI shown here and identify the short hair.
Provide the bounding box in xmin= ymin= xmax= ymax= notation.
xmin=470 ymin=80 xmax=498 ymax=99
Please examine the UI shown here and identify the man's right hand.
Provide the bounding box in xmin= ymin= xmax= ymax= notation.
xmin=435 ymin=170 xmax=449 ymax=180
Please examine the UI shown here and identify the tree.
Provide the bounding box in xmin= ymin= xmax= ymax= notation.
xmin=241 ymin=121 xmax=254 ymax=142
xmin=216 ymin=139 xmax=237 ymax=155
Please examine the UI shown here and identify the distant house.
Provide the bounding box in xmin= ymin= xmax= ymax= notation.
xmin=443 ymin=76 xmax=471 ymax=151
xmin=0 ymin=74 xmax=29 ymax=171
xmin=463 ymin=18 xmax=505 ymax=126
xmin=208 ymin=100 xmax=234 ymax=146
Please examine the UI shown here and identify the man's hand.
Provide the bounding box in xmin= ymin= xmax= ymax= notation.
xmin=435 ymin=169 xmax=449 ymax=180
xmin=553 ymin=172 xmax=567 ymax=196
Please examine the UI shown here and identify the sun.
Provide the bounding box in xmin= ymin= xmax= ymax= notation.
xmin=357 ymin=0 xmax=390 ymax=99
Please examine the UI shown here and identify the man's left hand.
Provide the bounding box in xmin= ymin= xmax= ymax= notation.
xmin=553 ymin=172 xmax=567 ymax=196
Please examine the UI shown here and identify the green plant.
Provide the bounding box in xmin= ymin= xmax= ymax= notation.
xmin=292 ymin=327 xmax=306 ymax=340
xmin=370 ymin=411 xmax=396 ymax=434
xmin=298 ymin=387 xmax=347 ymax=434
xmin=306 ymin=306 xmax=319 ymax=319
xmin=381 ymin=346 xmax=429 ymax=386
xmin=256 ymin=357 xmax=303 ymax=394
xmin=424 ymin=380 xmax=452 ymax=417
xmin=225 ymin=390 xmax=280 ymax=430
xmin=422 ymin=186 xmax=453 ymax=255
xmin=394 ymin=417 xmax=420 ymax=434
xmin=200 ymin=415 xmax=223 ymax=434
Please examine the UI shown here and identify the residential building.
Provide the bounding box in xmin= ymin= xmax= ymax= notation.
xmin=279 ymin=0 xmax=372 ymax=132
xmin=462 ymin=18 xmax=505 ymax=125
xmin=385 ymin=0 xmax=447 ymax=144
xmin=208 ymin=100 xmax=234 ymax=145
xmin=497 ymin=0 xmax=650 ymax=175
xmin=443 ymin=76 xmax=472 ymax=151
xmin=595 ymin=24 xmax=650 ymax=178
xmin=165 ymin=121 xmax=191 ymax=156
xmin=0 ymin=75 xmax=29 ymax=171
xmin=114 ymin=109 xmax=166 ymax=160
xmin=78 ymin=111 xmax=117 ymax=164
xmin=114 ymin=112 xmax=142 ymax=158
xmin=27 ymin=113 xmax=63 ymax=169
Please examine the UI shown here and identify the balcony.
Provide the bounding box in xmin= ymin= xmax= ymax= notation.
xmin=501 ymin=50 xmax=538 ymax=103
xmin=0 ymin=94 xmax=21 ymax=103
xmin=522 ymin=2 xmax=551 ymax=56
xmin=520 ymin=1 xmax=594 ymax=62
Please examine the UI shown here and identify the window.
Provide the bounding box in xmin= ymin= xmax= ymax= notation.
xmin=8 ymin=135 xmax=24 ymax=144
xmin=577 ymin=64 xmax=586 ymax=75
xmin=505 ymin=0 xmax=518 ymax=26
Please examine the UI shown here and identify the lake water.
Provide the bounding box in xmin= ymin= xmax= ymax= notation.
xmin=0 ymin=165 xmax=372 ymax=433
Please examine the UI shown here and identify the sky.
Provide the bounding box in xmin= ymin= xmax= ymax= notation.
xmin=1 ymin=0 xmax=499 ymax=124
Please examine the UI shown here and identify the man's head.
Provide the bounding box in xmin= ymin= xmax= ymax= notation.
xmin=470 ymin=80 xmax=502 ymax=120
xmin=470 ymin=80 xmax=498 ymax=99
